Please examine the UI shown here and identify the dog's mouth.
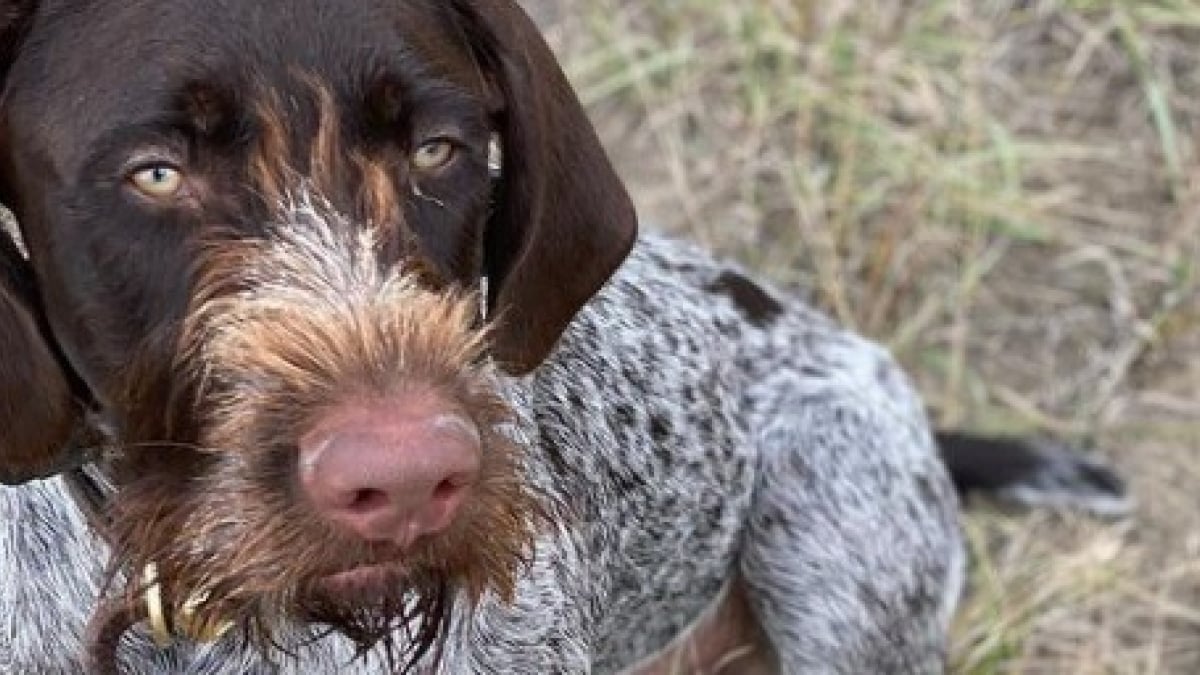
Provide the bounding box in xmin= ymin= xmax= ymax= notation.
xmin=315 ymin=561 xmax=410 ymax=601
xmin=96 ymin=423 xmax=540 ymax=667
xmin=103 ymin=537 xmax=451 ymax=668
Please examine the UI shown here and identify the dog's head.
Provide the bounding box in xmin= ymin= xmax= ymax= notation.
xmin=0 ymin=0 xmax=634 ymax=664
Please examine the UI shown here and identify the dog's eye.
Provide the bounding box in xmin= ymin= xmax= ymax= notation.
xmin=412 ymin=140 xmax=457 ymax=172
xmin=129 ymin=164 xmax=184 ymax=199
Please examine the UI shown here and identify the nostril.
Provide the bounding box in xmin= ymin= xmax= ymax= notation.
xmin=432 ymin=478 xmax=462 ymax=502
xmin=347 ymin=488 xmax=390 ymax=514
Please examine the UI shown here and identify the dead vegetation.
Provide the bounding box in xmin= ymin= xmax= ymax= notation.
xmin=526 ymin=0 xmax=1200 ymax=672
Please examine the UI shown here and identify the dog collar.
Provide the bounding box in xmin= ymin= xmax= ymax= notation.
xmin=62 ymin=461 xmax=117 ymax=536
xmin=57 ymin=411 xmax=120 ymax=532
xmin=141 ymin=563 xmax=235 ymax=646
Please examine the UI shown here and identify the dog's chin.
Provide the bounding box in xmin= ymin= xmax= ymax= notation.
xmin=285 ymin=563 xmax=452 ymax=666
xmin=311 ymin=562 xmax=411 ymax=605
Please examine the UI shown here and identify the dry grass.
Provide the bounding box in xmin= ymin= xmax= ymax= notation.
xmin=525 ymin=0 xmax=1200 ymax=672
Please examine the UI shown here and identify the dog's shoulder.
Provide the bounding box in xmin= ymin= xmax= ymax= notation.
xmin=529 ymin=230 xmax=937 ymax=474
xmin=550 ymin=232 xmax=923 ymax=420
xmin=547 ymin=232 xmax=790 ymax=380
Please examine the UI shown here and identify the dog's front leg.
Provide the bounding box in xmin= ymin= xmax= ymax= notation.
xmin=738 ymin=350 xmax=965 ymax=674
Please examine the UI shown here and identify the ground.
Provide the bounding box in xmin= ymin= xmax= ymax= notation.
xmin=525 ymin=1 xmax=1200 ymax=673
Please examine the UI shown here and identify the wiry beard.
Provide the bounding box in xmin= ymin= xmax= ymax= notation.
xmin=100 ymin=191 xmax=546 ymax=671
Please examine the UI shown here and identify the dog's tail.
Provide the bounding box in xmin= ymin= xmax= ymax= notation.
xmin=936 ymin=431 xmax=1133 ymax=518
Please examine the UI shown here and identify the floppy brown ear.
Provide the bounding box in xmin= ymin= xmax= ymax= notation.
xmin=1 ymin=1 xmax=37 ymax=84
xmin=0 ymin=218 xmax=79 ymax=484
xmin=1 ymin=0 xmax=81 ymax=484
xmin=452 ymin=0 xmax=638 ymax=374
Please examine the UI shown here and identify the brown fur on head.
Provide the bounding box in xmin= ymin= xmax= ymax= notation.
xmin=0 ymin=213 xmax=82 ymax=483
xmin=109 ymin=194 xmax=543 ymax=664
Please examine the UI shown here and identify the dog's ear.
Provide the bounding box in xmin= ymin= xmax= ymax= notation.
xmin=450 ymin=0 xmax=637 ymax=374
xmin=0 ymin=0 xmax=81 ymax=484
xmin=0 ymin=220 xmax=79 ymax=484
xmin=1 ymin=1 xmax=37 ymax=84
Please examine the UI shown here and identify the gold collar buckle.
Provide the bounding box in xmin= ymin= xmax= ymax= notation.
xmin=143 ymin=563 xmax=234 ymax=647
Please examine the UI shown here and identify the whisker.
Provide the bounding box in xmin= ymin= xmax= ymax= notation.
xmin=110 ymin=440 xmax=222 ymax=453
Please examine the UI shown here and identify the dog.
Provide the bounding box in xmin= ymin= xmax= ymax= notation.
xmin=0 ymin=1 xmax=1129 ymax=673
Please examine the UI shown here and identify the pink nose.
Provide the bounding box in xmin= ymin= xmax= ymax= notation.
xmin=298 ymin=394 xmax=481 ymax=547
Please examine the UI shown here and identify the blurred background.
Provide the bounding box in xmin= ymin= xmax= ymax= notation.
xmin=521 ymin=1 xmax=1200 ymax=672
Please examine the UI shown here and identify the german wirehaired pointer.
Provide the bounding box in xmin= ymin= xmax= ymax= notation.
xmin=0 ymin=1 xmax=1130 ymax=672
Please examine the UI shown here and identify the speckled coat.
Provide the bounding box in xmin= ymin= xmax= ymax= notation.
xmin=0 ymin=233 xmax=964 ymax=674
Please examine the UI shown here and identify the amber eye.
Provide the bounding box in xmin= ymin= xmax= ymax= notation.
xmin=129 ymin=163 xmax=184 ymax=199
xmin=412 ymin=139 xmax=457 ymax=172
